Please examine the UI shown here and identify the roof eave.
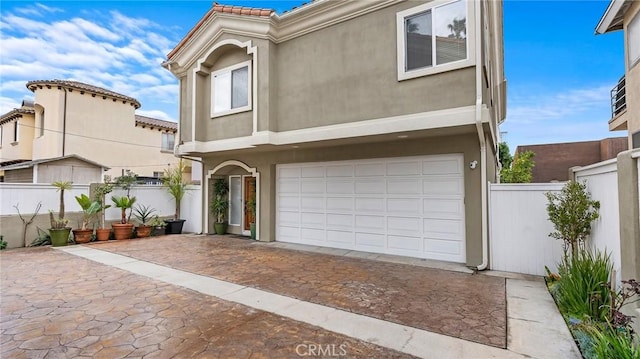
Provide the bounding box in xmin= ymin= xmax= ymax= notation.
xmin=595 ymin=0 xmax=626 ymax=34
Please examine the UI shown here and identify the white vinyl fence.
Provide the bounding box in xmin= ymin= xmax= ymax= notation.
xmin=489 ymin=183 xmax=565 ymax=275
xmin=0 ymin=183 xmax=202 ymax=234
xmin=573 ymin=159 xmax=621 ymax=278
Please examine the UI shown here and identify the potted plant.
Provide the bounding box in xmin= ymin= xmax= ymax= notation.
xmin=211 ymin=178 xmax=229 ymax=235
xmin=49 ymin=181 xmax=72 ymax=247
xmin=111 ymin=195 xmax=136 ymax=240
xmin=162 ymin=161 xmax=187 ymax=234
xmin=73 ymin=194 xmax=100 ymax=243
xmin=133 ymin=204 xmax=156 ymax=238
xmin=149 ymin=215 xmax=167 ymax=236
xmin=246 ymin=197 xmax=256 ymax=240
xmin=93 ymin=179 xmax=113 ymax=241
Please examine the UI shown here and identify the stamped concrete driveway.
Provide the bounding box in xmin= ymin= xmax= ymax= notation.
xmin=1 ymin=247 xmax=411 ymax=358
xmin=94 ymin=236 xmax=506 ymax=348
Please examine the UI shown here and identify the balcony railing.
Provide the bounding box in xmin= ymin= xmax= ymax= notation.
xmin=611 ymin=75 xmax=626 ymax=117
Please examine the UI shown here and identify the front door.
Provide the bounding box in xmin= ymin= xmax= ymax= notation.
xmin=244 ymin=176 xmax=256 ymax=231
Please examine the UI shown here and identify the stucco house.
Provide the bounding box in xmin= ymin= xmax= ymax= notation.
xmin=0 ymin=80 xmax=180 ymax=182
xmin=596 ymin=0 xmax=640 ymax=148
xmin=164 ymin=0 xmax=506 ymax=268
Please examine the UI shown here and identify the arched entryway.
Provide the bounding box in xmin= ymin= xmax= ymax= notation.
xmin=205 ymin=160 xmax=259 ymax=239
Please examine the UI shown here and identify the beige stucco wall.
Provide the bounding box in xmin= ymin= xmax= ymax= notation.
xmin=625 ymin=2 xmax=640 ymax=147
xmin=203 ymin=132 xmax=492 ymax=267
xmin=0 ymin=212 xmax=83 ymax=249
xmin=0 ymin=115 xmax=35 ymax=161
xmin=30 ymin=88 xmax=179 ymax=178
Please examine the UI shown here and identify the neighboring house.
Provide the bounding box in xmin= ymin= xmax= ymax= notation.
xmin=515 ymin=137 xmax=628 ymax=182
xmin=0 ymin=80 xmax=180 ymax=182
xmin=596 ymin=0 xmax=640 ymax=148
xmin=1 ymin=154 xmax=108 ymax=184
xmin=163 ymin=0 xmax=506 ymax=267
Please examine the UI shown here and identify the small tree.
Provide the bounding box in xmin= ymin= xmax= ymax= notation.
xmin=50 ymin=181 xmax=72 ymax=229
xmin=162 ymin=161 xmax=187 ymax=220
xmin=501 ymin=150 xmax=535 ymax=183
xmin=498 ymin=142 xmax=513 ymax=170
xmin=546 ymin=181 xmax=600 ymax=257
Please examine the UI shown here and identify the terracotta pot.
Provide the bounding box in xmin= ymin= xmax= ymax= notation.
xmin=96 ymin=228 xmax=111 ymax=241
xmin=136 ymin=225 xmax=152 ymax=238
xmin=72 ymin=229 xmax=93 ymax=244
xmin=112 ymin=223 xmax=134 ymax=240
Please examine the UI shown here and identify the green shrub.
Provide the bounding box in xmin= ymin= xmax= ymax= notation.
xmin=557 ymin=249 xmax=612 ymax=321
xmin=589 ymin=324 xmax=640 ymax=359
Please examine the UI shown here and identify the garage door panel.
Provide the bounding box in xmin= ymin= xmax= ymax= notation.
xmin=355 ymin=215 xmax=385 ymax=232
xmin=387 ymin=179 xmax=421 ymax=194
xmin=278 ymin=180 xmax=300 ymax=194
xmin=327 ymin=165 xmax=354 ymax=177
xmin=301 ymin=166 xmax=325 ymax=178
xmin=301 ymin=197 xmax=325 ymax=211
xmin=355 ymin=198 xmax=385 ymax=212
xmin=301 ymin=228 xmax=325 ymax=243
xmin=301 ymin=212 xmax=325 ymax=228
xmin=388 ymin=235 xmax=422 ymax=252
xmin=355 ymin=233 xmax=385 ymax=248
xmin=327 ymin=230 xmax=354 ymax=245
xmin=387 ymin=161 xmax=421 ymax=176
xmin=422 ymin=158 xmax=463 ymax=175
xmin=423 ymin=218 xmax=464 ymax=239
xmin=277 ymin=154 xmax=465 ymax=263
xmin=423 ymin=198 xmax=463 ymax=219
xmin=327 ymin=180 xmax=354 ymax=194
xmin=278 ymin=196 xmax=300 ymax=211
xmin=387 ymin=198 xmax=421 ymax=214
xmin=423 ymin=178 xmax=463 ymax=195
xmin=387 ymin=216 xmax=421 ymax=234
xmin=425 ymin=238 xmax=463 ymax=256
xmin=279 ymin=167 xmax=300 ymax=178
xmin=327 ymin=213 xmax=353 ymax=227
xmin=354 ymin=179 xmax=385 ymax=194
xmin=355 ymin=163 xmax=385 ymax=176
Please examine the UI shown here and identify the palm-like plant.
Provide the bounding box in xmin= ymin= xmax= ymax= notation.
xmin=211 ymin=197 xmax=229 ymax=224
xmin=133 ymin=204 xmax=156 ymax=226
xmin=50 ymin=181 xmax=72 ymax=229
xmin=75 ymin=194 xmax=101 ymax=230
xmin=162 ymin=161 xmax=187 ymax=220
xmin=111 ymin=195 xmax=137 ymax=224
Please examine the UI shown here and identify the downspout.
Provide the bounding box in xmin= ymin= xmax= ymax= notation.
xmin=62 ymin=87 xmax=68 ymax=156
xmin=474 ymin=1 xmax=488 ymax=271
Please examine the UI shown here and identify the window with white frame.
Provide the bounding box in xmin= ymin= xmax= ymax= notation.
xmin=161 ymin=132 xmax=175 ymax=152
xmin=211 ymin=61 xmax=251 ymax=117
xmin=628 ymin=10 xmax=640 ymax=68
xmin=397 ymin=0 xmax=472 ymax=80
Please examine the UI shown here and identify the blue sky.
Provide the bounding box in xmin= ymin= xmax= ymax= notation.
xmin=0 ymin=1 xmax=626 ymax=150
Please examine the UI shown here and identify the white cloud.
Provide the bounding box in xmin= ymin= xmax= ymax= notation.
xmin=136 ymin=110 xmax=176 ymax=122
xmin=0 ymin=96 xmax=22 ymax=115
xmin=0 ymin=7 xmax=179 ymax=119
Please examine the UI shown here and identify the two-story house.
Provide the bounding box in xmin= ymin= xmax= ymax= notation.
xmin=597 ymin=0 xmax=640 ymax=148
xmin=0 ymin=80 xmax=180 ymax=183
xmin=164 ymin=0 xmax=506 ymax=268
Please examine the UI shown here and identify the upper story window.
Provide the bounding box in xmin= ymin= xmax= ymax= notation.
xmin=39 ymin=109 xmax=45 ymax=137
xmin=0 ymin=125 xmax=3 ymax=147
xmin=628 ymin=10 xmax=639 ymax=69
xmin=397 ymin=0 xmax=474 ymax=81
xmin=161 ymin=132 xmax=175 ymax=152
xmin=211 ymin=60 xmax=252 ymax=118
xmin=13 ymin=121 xmax=18 ymax=143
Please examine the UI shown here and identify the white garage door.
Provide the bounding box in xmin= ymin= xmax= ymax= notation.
xmin=276 ymin=154 xmax=466 ymax=263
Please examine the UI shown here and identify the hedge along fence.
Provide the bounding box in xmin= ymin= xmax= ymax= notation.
xmin=0 ymin=183 xmax=202 ymax=249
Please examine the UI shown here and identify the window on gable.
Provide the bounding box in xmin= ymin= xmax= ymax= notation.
xmin=211 ymin=61 xmax=251 ymax=117
xmin=397 ymin=0 xmax=472 ymax=80
xmin=161 ymin=132 xmax=175 ymax=152
xmin=629 ymin=10 xmax=640 ymax=69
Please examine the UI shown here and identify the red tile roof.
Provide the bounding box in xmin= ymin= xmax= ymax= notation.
xmin=26 ymin=80 xmax=141 ymax=109
xmin=135 ymin=114 xmax=178 ymax=132
xmin=167 ymin=2 xmax=274 ymax=59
